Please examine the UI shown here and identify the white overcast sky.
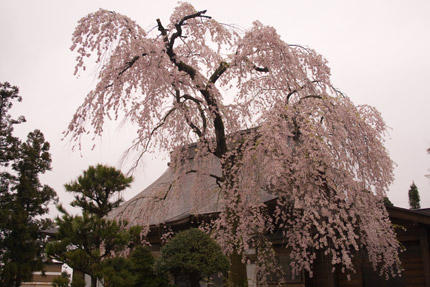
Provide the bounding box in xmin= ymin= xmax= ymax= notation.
xmin=0 ymin=0 xmax=429 ymax=216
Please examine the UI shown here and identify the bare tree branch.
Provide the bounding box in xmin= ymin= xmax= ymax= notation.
xmin=174 ymin=89 xmax=203 ymax=137
xmin=124 ymin=107 xmax=177 ymax=173
xmin=297 ymin=95 xmax=322 ymax=104
xmin=157 ymin=14 xmax=227 ymax=158
xmin=156 ymin=10 xmax=211 ymax=80
xmin=287 ymin=80 xmax=322 ymax=103
xmin=253 ymin=65 xmax=269 ymax=72
xmin=209 ymin=61 xmax=230 ymax=84
xmin=186 ymin=169 xmax=224 ymax=188
xmin=180 ymin=94 xmax=207 ymax=134
xmin=118 ymin=54 xmax=146 ymax=76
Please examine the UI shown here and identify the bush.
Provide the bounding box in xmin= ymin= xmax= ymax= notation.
xmin=159 ymin=228 xmax=229 ymax=287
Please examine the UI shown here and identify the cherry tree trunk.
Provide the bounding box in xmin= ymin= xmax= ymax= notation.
xmin=190 ymin=276 xmax=201 ymax=287
xmin=91 ymin=276 xmax=97 ymax=287
xmin=228 ymin=251 xmax=247 ymax=287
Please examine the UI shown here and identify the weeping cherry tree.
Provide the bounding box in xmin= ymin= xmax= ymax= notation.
xmin=66 ymin=3 xmax=401 ymax=285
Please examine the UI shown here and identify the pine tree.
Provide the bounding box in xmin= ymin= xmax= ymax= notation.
xmin=408 ymin=182 xmax=421 ymax=209
xmin=0 ymin=83 xmax=57 ymax=287
xmin=65 ymin=164 xmax=133 ymax=217
xmin=47 ymin=165 xmax=139 ymax=287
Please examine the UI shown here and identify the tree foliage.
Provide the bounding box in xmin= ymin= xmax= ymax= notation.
xmin=46 ymin=165 xmax=139 ymax=287
xmin=427 ymin=147 xmax=430 ymax=180
xmin=159 ymin=228 xmax=229 ymax=287
xmin=100 ymin=256 xmax=136 ymax=287
xmin=0 ymin=82 xmax=24 ymax=166
xmin=0 ymin=82 xmax=57 ymax=287
xmin=52 ymin=272 xmax=71 ymax=287
xmin=67 ymin=3 xmax=402 ymax=284
xmin=408 ymin=182 xmax=420 ymax=209
xmin=101 ymin=245 xmax=169 ymax=287
xmin=383 ymin=196 xmax=394 ymax=207
xmin=65 ymin=164 xmax=133 ymax=217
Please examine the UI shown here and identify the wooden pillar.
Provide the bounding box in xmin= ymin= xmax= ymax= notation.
xmin=420 ymin=229 xmax=430 ymax=287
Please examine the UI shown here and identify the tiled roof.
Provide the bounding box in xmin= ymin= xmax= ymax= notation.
xmin=108 ymin=154 xmax=225 ymax=225
xmin=108 ymin=151 xmax=275 ymax=226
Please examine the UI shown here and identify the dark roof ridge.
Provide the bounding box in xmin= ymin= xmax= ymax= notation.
xmin=386 ymin=205 xmax=430 ymax=225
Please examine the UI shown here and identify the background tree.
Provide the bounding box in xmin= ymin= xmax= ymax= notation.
xmin=52 ymin=272 xmax=71 ymax=287
xmin=64 ymin=164 xmax=133 ymax=217
xmin=0 ymin=82 xmax=24 ymax=231
xmin=408 ymin=182 xmax=421 ymax=209
xmin=46 ymin=165 xmax=139 ymax=287
xmin=66 ymin=3 xmax=402 ymax=285
xmin=384 ymin=196 xmax=394 ymax=207
xmin=99 ymin=256 xmax=136 ymax=287
xmin=129 ymin=246 xmax=169 ymax=287
xmin=101 ymin=245 xmax=168 ymax=287
xmin=427 ymin=147 xmax=430 ymax=180
xmin=0 ymin=82 xmax=24 ymax=166
xmin=0 ymin=82 xmax=57 ymax=287
xmin=159 ymin=228 xmax=229 ymax=287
